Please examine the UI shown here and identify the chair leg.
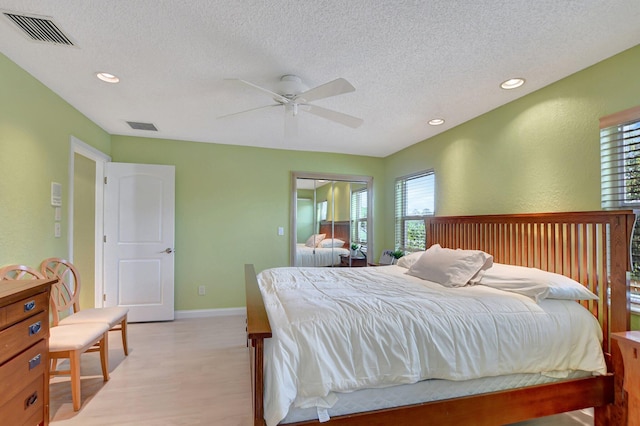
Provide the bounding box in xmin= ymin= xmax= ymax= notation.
xmin=121 ymin=317 xmax=129 ymax=356
xmin=100 ymin=333 xmax=110 ymax=382
xmin=70 ymin=350 xmax=82 ymax=411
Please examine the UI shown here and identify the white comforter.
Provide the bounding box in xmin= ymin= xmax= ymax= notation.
xmin=295 ymin=244 xmax=349 ymax=267
xmin=258 ymin=266 xmax=606 ymax=426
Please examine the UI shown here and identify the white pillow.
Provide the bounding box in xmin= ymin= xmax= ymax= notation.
xmin=305 ymin=233 xmax=326 ymax=247
xmin=476 ymin=263 xmax=598 ymax=301
xmin=396 ymin=251 xmax=424 ymax=268
xmin=318 ymin=238 xmax=345 ymax=248
xmin=406 ymin=244 xmax=493 ymax=287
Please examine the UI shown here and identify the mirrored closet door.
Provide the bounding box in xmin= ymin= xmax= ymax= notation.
xmin=291 ymin=172 xmax=373 ymax=267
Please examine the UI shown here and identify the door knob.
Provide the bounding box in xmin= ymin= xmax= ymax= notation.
xmin=162 ymin=248 xmax=174 ymax=254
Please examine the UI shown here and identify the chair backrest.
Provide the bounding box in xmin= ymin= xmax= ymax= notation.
xmin=0 ymin=264 xmax=45 ymax=280
xmin=40 ymin=258 xmax=82 ymax=326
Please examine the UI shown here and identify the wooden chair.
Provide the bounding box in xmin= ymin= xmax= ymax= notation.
xmin=0 ymin=264 xmax=110 ymax=411
xmin=40 ymin=257 xmax=129 ymax=356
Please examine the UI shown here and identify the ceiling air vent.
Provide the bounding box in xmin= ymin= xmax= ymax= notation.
xmin=127 ymin=121 xmax=158 ymax=131
xmin=2 ymin=11 xmax=75 ymax=46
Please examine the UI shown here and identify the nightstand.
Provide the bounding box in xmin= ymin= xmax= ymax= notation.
xmin=339 ymin=254 xmax=367 ymax=267
xmin=612 ymin=331 xmax=640 ymax=426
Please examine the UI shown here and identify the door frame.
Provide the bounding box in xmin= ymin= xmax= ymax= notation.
xmin=291 ymin=171 xmax=374 ymax=266
xmin=68 ymin=136 xmax=111 ymax=308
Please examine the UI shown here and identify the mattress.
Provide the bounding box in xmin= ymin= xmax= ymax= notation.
xmin=281 ymin=370 xmax=593 ymax=424
xmin=258 ymin=265 xmax=606 ymax=426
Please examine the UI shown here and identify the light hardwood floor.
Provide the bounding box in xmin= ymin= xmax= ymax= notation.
xmin=49 ymin=315 xmax=592 ymax=426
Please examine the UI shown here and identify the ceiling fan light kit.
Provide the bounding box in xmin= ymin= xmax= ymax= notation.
xmin=220 ymin=74 xmax=363 ymax=129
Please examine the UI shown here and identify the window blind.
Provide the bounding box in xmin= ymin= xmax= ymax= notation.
xmin=600 ymin=106 xmax=640 ymax=314
xmin=600 ymin=107 xmax=640 ymax=210
xmin=394 ymin=170 xmax=435 ymax=251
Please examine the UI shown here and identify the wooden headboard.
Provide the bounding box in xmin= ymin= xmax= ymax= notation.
xmin=319 ymin=220 xmax=350 ymax=248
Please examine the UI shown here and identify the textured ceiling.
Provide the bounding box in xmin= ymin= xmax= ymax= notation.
xmin=1 ymin=1 xmax=639 ymax=157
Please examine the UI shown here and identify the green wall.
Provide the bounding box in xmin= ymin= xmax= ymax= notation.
xmin=0 ymin=53 xmax=110 ymax=268
xmin=315 ymin=181 xmax=352 ymax=222
xmin=383 ymin=45 xmax=640 ymax=228
xmin=109 ymin=136 xmax=384 ymax=310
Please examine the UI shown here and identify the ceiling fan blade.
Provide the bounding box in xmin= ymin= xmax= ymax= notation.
xmin=225 ymin=78 xmax=290 ymax=104
xmin=305 ymin=104 xmax=363 ymax=129
xmin=295 ymin=78 xmax=355 ymax=103
xmin=217 ymin=103 xmax=281 ymax=119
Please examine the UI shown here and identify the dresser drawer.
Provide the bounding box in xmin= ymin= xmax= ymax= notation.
xmin=2 ymin=291 xmax=49 ymax=328
xmin=0 ymin=310 xmax=48 ymax=365
xmin=0 ymin=340 xmax=47 ymax=405
xmin=0 ymin=375 xmax=44 ymax=426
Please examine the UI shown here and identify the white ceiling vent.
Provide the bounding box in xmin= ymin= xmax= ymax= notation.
xmin=127 ymin=121 xmax=158 ymax=131
xmin=2 ymin=11 xmax=75 ymax=46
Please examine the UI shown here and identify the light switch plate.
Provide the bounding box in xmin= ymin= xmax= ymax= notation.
xmin=54 ymin=222 xmax=61 ymax=238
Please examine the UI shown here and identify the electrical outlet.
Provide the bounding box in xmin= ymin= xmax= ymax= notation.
xmin=54 ymin=222 xmax=61 ymax=238
xmin=198 ymin=285 xmax=205 ymax=296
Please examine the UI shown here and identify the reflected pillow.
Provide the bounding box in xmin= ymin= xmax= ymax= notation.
xmin=406 ymin=244 xmax=493 ymax=287
xmin=318 ymin=238 xmax=345 ymax=248
xmin=475 ymin=263 xmax=598 ymax=301
xmin=305 ymin=233 xmax=326 ymax=247
xmin=396 ymin=251 xmax=425 ymax=268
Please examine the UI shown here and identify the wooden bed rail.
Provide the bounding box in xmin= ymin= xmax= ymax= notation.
xmin=245 ymin=264 xmax=271 ymax=426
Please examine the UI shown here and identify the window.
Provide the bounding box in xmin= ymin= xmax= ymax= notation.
xmin=600 ymin=106 xmax=640 ymax=313
xmin=395 ymin=171 xmax=435 ymax=251
xmin=351 ymin=188 xmax=367 ymax=245
xmin=317 ymin=200 xmax=327 ymax=222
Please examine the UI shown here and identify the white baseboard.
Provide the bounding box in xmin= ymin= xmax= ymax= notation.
xmin=174 ymin=307 xmax=246 ymax=319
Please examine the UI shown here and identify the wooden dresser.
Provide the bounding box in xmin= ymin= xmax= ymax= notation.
xmin=0 ymin=278 xmax=55 ymax=426
xmin=612 ymin=331 xmax=640 ymax=426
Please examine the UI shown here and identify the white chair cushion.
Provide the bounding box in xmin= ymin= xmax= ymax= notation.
xmin=59 ymin=307 xmax=128 ymax=328
xmin=49 ymin=323 xmax=110 ymax=352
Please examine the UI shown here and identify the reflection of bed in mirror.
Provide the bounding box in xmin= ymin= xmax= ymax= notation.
xmin=295 ymin=221 xmax=352 ymax=267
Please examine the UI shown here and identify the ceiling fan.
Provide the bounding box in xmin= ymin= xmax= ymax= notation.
xmin=219 ymin=75 xmax=363 ymax=129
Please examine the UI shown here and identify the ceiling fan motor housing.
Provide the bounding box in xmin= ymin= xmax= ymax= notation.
xmin=276 ymin=75 xmax=307 ymax=99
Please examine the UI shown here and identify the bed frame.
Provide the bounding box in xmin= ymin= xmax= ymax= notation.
xmin=246 ymin=210 xmax=635 ymax=425
xmin=318 ymin=221 xmax=351 ymax=249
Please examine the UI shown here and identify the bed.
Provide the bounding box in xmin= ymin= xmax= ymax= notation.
xmin=295 ymin=221 xmax=353 ymax=267
xmin=295 ymin=245 xmax=350 ymax=267
xmin=247 ymin=211 xmax=634 ymax=425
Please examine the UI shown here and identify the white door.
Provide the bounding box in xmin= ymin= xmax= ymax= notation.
xmin=103 ymin=162 xmax=175 ymax=322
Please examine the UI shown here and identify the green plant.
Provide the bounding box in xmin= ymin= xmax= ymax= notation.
xmin=391 ymin=250 xmax=404 ymax=259
xmin=351 ymin=243 xmax=360 ymax=251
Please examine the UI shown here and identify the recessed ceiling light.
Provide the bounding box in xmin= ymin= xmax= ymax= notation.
xmin=428 ymin=118 xmax=445 ymax=126
xmin=96 ymin=72 xmax=120 ymax=83
xmin=500 ymin=78 xmax=525 ymax=90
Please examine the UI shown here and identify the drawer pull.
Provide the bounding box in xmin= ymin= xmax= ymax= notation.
xmin=24 ymin=300 xmax=36 ymax=312
xmin=29 ymin=353 xmax=42 ymax=369
xmin=24 ymin=391 xmax=38 ymax=408
xmin=28 ymin=321 xmax=42 ymax=336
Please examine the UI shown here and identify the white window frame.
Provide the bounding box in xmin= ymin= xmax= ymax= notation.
xmin=394 ymin=170 xmax=435 ymax=252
